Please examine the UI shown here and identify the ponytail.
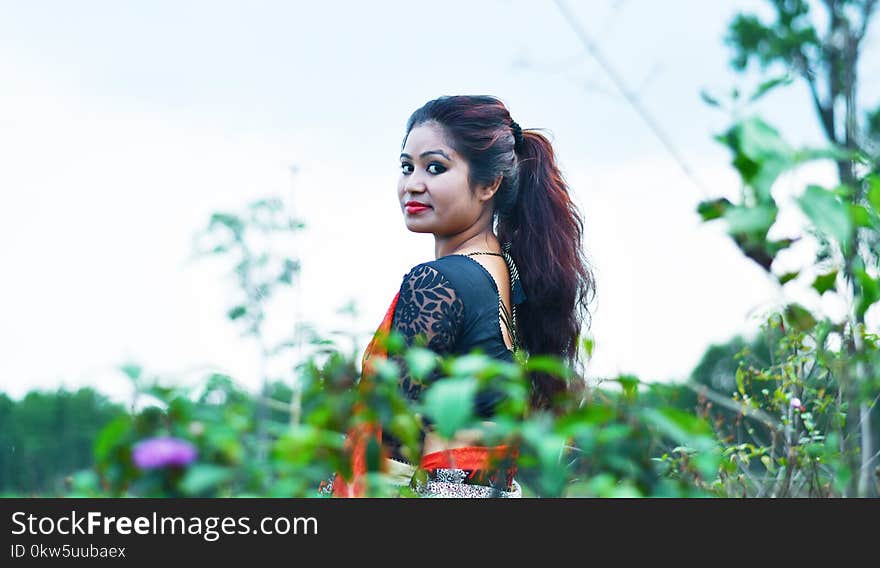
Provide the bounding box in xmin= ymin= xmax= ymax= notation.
xmin=497 ymin=130 xmax=596 ymax=411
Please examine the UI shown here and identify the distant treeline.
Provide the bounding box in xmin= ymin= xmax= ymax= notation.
xmin=0 ymin=388 xmax=126 ymax=495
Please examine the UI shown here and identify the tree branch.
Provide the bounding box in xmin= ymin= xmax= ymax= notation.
xmin=857 ymin=0 xmax=879 ymax=42
xmin=684 ymin=382 xmax=782 ymax=433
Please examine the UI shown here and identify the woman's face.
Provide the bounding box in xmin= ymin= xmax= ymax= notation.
xmin=398 ymin=122 xmax=488 ymax=236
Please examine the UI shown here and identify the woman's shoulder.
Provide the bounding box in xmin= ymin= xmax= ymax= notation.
xmin=394 ymin=258 xmax=466 ymax=306
xmin=412 ymin=254 xmax=496 ymax=296
xmin=394 ymin=256 xmax=495 ymax=322
xmin=399 ymin=255 xmax=481 ymax=283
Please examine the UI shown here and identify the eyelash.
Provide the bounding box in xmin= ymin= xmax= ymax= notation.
xmin=400 ymin=162 xmax=446 ymax=175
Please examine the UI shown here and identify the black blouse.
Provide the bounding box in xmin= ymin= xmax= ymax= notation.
xmin=382 ymin=253 xmax=527 ymax=462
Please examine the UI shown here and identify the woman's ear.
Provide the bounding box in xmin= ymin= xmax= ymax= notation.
xmin=476 ymin=175 xmax=503 ymax=204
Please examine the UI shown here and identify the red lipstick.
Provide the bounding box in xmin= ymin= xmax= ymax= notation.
xmin=405 ymin=201 xmax=431 ymax=214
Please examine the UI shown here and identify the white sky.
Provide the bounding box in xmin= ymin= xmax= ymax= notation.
xmin=1 ymin=0 xmax=877 ymax=403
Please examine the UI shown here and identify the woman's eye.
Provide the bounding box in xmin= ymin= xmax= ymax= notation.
xmin=399 ymin=162 xmax=446 ymax=175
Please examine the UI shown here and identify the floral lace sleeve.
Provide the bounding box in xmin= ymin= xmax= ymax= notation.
xmin=390 ymin=264 xmax=465 ymax=402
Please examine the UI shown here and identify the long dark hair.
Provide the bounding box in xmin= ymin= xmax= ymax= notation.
xmin=402 ymin=95 xmax=596 ymax=412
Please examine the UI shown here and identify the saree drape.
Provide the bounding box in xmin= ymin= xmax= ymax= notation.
xmin=330 ymin=291 xmax=400 ymax=498
xmin=329 ymin=289 xmax=520 ymax=498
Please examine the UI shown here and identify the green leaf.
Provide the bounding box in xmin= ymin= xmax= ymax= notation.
xmin=735 ymin=366 xmax=746 ymax=395
xmin=559 ymin=405 xmax=615 ymax=433
xmin=616 ymin=374 xmax=639 ymax=400
xmin=69 ymin=470 xmax=100 ymax=494
xmin=227 ymin=305 xmax=247 ymax=320
xmin=700 ymin=90 xmax=721 ymax=108
xmin=738 ymin=117 xmax=792 ymax=162
xmin=381 ymin=330 xmax=406 ymax=354
xmin=371 ymin=358 xmax=400 ymax=383
xmin=805 ymin=443 xmax=824 ymax=458
xmin=797 ymin=185 xmax=853 ymax=251
xmin=521 ymin=421 xmax=567 ymax=470
xmin=697 ymin=197 xmax=732 ymax=221
xmin=404 ymin=347 xmax=439 ymax=382
xmin=119 ymin=363 xmax=143 ymax=380
xmin=586 ymin=473 xmax=617 ymax=497
xmin=748 ymin=74 xmax=793 ymax=102
xmin=388 ymin=413 xmax=420 ymax=452
xmin=179 ymin=465 xmax=233 ymax=496
xmin=811 ymin=271 xmax=838 ymax=295
xmin=866 ymin=175 xmax=880 ymax=215
xmin=784 ymin=303 xmax=817 ymax=332
xmin=365 ymin=436 xmax=382 ymax=473
xmin=94 ymin=416 xmax=132 ymax=462
xmin=850 ymin=204 xmax=872 ymax=228
xmin=596 ymin=423 xmax=632 ymax=444
xmin=767 ymin=238 xmax=796 ymax=256
xmin=422 ymin=377 xmax=476 ymax=439
xmin=724 ymin=204 xmax=777 ymax=235
xmin=792 ymin=145 xmax=854 ymax=164
xmin=277 ymin=258 xmax=299 ymax=284
xmin=581 ymin=336 xmax=595 ymax=358
xmin=525 ymin=355 xmax=573 ymax=380
xmin=721 ymin=117 xmax=792 ymax=201
xmin=854 ymin=268 xmax=880 ymax=321
xmin=641 ymin=407 xmax=714 ymax=452
xmin=608 ymin=482 xmax=643 ymax=498
xmin=447 ymin=353 xmax=493 ymax=377
xmin=209 ymin=213 xmax=244 ymax=237
xmin=833 ymin=463 xmax=852 ymax=494
xmin=693 ymin=451 xmax=721 ymax=480
xmin=778 ymin=271 xmax=799 ymax=285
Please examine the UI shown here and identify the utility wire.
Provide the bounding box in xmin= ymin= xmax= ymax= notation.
xmin=553 ymin=0 xmax=711 ymax=198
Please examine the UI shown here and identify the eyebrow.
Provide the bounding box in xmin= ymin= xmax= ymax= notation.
xmin=399 ymin=149 xmax=451 ymax=160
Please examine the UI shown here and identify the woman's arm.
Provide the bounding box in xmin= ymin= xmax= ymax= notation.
xmin=384 ymin=263 xmax=465 ymax=460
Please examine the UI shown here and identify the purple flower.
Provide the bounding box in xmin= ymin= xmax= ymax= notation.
xmin=132 ymin=437 xmax=198 ymax=469
xmin=790 ymin=397 xmax=805 ymax=412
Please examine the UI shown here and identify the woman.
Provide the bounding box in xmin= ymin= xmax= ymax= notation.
xmin=329 ymin=95 xmax=595 ymax=497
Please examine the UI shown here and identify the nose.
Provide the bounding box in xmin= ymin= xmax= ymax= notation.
xmin=403 ymin=178 xmax=427 ymax=197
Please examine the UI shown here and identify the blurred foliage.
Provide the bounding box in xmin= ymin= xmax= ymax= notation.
xmin=687 ymin=315 xmax=880 ymax=496
xmin=695 ymin=0 xmax=880 ymax=496
xmin=722 ymin=0 xmax=880 ymax=260
xmin=59 ymin=339 xmax=720 ymax=498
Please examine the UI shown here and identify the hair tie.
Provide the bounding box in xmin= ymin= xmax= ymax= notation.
xmin=510 ymin=120 xmax=524 ymax=154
